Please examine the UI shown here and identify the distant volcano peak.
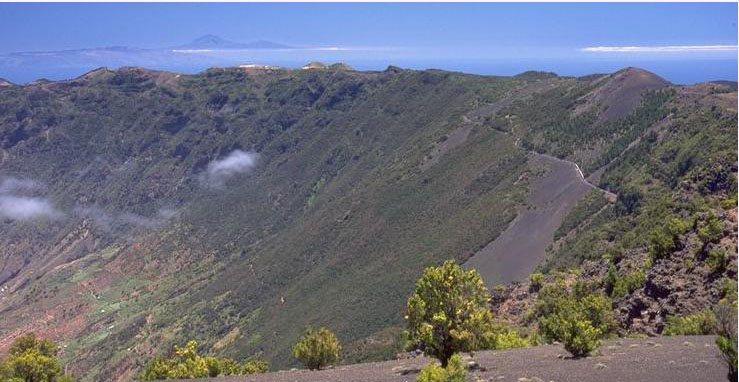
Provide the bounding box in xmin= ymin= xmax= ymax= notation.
xmin=175 ymin=35 xmax=293 ymax=50
xmin=190 ymin=34 xmax=230 ymax=46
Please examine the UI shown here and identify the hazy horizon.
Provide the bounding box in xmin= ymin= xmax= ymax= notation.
xmin=0 ymin=3 xmax=737 ymax=84
xmin=2 ymin=56 xmax=736 ymax=86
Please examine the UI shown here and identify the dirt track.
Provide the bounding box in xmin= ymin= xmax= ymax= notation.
xmin=180 ymin=336 xmax=728 ymax=382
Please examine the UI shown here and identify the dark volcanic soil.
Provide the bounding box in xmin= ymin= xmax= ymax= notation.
xmin=182 ymin=336 xmax=727 ymax=382
xmin=464 ymin=153 xmax=595 ymax=288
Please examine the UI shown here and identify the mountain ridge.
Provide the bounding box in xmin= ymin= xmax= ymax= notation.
xmin=0 ymin=65 xmax=735 ymax=381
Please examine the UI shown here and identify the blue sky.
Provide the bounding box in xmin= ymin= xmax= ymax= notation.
xmin=0 ymin=3 xmax=736 ymax=83
xmin=2 ymin=3 xmax=736 ymax=54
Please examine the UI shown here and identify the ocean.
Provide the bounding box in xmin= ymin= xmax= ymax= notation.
xmin=1 ymin=57 xmax=736 ymax=86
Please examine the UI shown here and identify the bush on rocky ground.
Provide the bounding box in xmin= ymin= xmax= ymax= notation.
xmin=706 ymin=248 xmax=729 ymax=273
xmin=648 ymin=217 xmax=688 ymax=262
xmin=697 ymin=211 xmax=724 ymax=245
xmin=603 ymin=265 xmax=646 ymax=298
xmin=405 ymin=260 xmax=530 ymax=367
xmin=140 ymin=340 xmax=267 ymax=379
xmin=534 ymin=281 xmax=615 ymax=357
xmin=292 ymin=326 xmax=342 ymax=370
xmin=662 ymin=310 xmax=717 ymax=336
xmin=417 ymin=353 xmax=466 ymax=382
xmin=529 ymin=272 xmax=545 ymax=292
xmin=714 ymin=291 xmax=737 ymax=381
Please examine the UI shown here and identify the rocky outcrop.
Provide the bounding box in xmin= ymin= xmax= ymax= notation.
xmin=492 ymin=207 xmax=738 ymax=336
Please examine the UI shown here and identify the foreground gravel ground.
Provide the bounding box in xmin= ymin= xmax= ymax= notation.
xmin=179 ymin=335 xmax=728 ymax=382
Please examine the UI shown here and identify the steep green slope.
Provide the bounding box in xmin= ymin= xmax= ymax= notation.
xmin=542 ymin=82 xmax=737 ymax=272
xmin=0 ymin=66 xmax=533 ymax=380
xmin=0 ymin=66 xmax=733 ymax=382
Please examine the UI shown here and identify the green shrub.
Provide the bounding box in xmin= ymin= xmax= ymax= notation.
xmin=615 ymin=186 xmax=643 ymax=215
xmin=719 ymin=278 xmax=738 ymax=303
xmin=491 ymin=327 xmax=531 ymax=350
xmin=535 ymin=283 xmax=614 ymax=357
xmin=720 ymin=194 xmax=737 ymax=210
xmin=203 ymin=356 xmax=265 ymax=377
xmin=648 ymin=229 xmax=675 ymax=260
xmin=698 ymin=211 xmax=724 ymax=244
xmin=540 ymin=312 xmax=602 ymax=357
xmin=405 ymin=260 xmax=497 ymax=367
xmin=610 ymin=270 xmax=646 ymax=298
xmin=0 ymin=333 xmax=75 ymax=382
xmin=603 ymin=245 xmax=625 ymax=264
xmin=241 ymin=359 xmax=269 ymax=374
xmin=478 ymin=322 xmax=534 ymax=351
xmin=662 ymin=311 xmax=717 ymax=336
xmin=714 ymin=302 xmax=738 ymax=381
xmin=292 ymin=327 xmax=341 ymax=370
xmin=579 ymin=294 xmax=617 ymax=335
xmin=707 ymin=248 xmax=729 ymax=273
xmin=717 ymin=336 xmax=737 ymax=381
xmin=603 ymin=265 xmax=618 ymax=296
xmin=648 ymin=217 xmax=688 ymax=262
xmin=529 ymin=272 xmax=545 ymax=292
xmin=417 ymin=353 xmax=466 ymax=382
xmin=140 ymin=340 xmax=267 ymax=379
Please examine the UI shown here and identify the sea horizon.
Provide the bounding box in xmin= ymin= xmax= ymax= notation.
xmin=2 ymin=57 xmax=735 ymax=86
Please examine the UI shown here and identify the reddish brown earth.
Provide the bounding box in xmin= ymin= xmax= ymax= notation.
xmin=178 ymin=336 xmax=728 ymax=382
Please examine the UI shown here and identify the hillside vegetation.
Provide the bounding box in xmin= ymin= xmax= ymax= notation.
xmin=0 ymin=65 xmax=735 ymax=381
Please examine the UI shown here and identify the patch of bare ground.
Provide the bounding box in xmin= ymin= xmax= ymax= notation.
xmin=464 ymin=154 xmax=595 ymax=288
xmin=180 ymin=336 xmax=726 ymax=382
xmin=575 ymin=68 xmax=670 ymax=120
xmin=419 ymin=121 xmax=473 ymax=172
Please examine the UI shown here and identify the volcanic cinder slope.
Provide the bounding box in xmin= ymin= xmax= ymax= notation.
xmin=0 ymin=65 xmax=735 ymax=381
xmin=464 ymin=154 xmax=595 ymax=288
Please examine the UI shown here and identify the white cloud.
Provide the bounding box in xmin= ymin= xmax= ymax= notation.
xmin=0 ymin=177 xmax=60 ymax=221
xmin=582 ymin=45 xmax=738 ymax=53
xmin=201 ymin=150 xmax=259 ymax=187
xmin=75 ymin=206 xmax=177 ymax=231
xmin=0 ymin=177 xmax=42 ymax=194
xmin=171 ymin=47 xmax=350 ymax=54
xmin=0 ymin=176 xmax=178 ymax=226
xmin=0 ymin=195 xmax=62 ymax=220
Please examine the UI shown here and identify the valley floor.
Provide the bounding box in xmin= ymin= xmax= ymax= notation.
xmin=178 ymin=336 xmax=727 ymax=382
